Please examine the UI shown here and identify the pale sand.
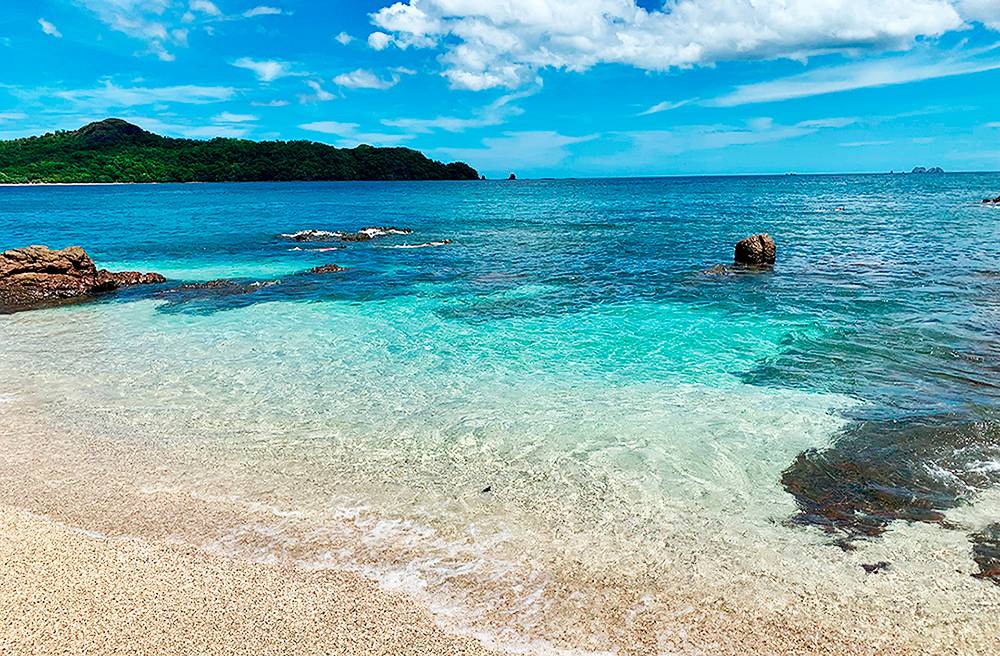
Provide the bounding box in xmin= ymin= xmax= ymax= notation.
xmin=0 ymin=506 xmax=494 ymax=656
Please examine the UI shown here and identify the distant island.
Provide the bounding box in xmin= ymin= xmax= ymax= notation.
xmin=0 ymin=118 xmax=479 ymax=183
xmin=910 ymin=166 xmax=945 ymax=174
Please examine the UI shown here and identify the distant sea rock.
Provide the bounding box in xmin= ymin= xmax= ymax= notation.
xmin=982 ymin=195 xmax=1000 ymax=205
xmin=911 ymin=166 xmax=945 ymax=174
xmin=0 ymin=245 xmax=164 ymax=312
xmin=734 ymin=233 xmax=776 ymax=266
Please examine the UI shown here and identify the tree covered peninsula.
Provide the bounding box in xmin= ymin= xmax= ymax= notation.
xmin=0 ymin=119 xmax=480 ymax=183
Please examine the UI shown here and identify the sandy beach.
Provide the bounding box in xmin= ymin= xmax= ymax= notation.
xmin=0 ymin=506 xmax=493 ymax=656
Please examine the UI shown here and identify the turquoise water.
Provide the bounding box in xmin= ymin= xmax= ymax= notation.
xmin=2 ymin=176 xmax=1000 ymax=652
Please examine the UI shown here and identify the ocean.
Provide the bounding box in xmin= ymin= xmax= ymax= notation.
xmin=2 ymin=175 xmax=999 ymax=653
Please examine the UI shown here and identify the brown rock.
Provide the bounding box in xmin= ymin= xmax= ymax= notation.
xmin=734 ymin=233 xmax=776 ymax=266
xmin=0 ymin=245 xmax=164 ymax=312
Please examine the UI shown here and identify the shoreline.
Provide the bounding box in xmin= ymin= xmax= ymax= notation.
xmin=0 ymin=504 xmax=494 ymax=656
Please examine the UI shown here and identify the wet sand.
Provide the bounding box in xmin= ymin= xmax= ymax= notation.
xmin=0 ymin=506 xmax=493 ymax=656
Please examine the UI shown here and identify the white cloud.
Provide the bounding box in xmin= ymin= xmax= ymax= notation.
xmin=299 ymin=121 xmax=360 ymax=134
xmin=335 ymin=31 xmax=353 ymax=45
xmin=0 ymin=112 xmax=27 ymax=121
xmin=709 ymin=50 xmax=1000 ymax=106
xmin=78 ymin=0 xmax=190 ymax=60
xmin=367 ymin=31 xmax=392 ymax=50
xmin=437 ymin=131 xmax=596 ymax=170
xmin=592 ymin=116 xmax=857 ymax=171
xmin=233 ymin=57 xmax=297 ymax=82
xmin=51 ymin=81 xmax=235 ymax=109
xmin=367 ymin=0 xmax=1000 ymax=91
xmin=189 ymin=0 xmax=221 ymax=17
xmin=38 ymin=18 xmax=62 ymax=38
xmin=958 ymin=0 xmax=1000 ymax=30
xmin=243 ymin=6 xmax=284 ymax=18
xmin=333 ymin=69 xmax=398 ymax=90
xmin=841 ymin=140 xmax=893 ymax=147
xmin=639 ymin=99 xmax=694 ymax=116
xmin=298 ymin=120 xmax=413 ymax=146
xmin=383 ymin=88 xmax=533 ymax=133
xmin=252 ymin=98 xmax=290 ymax=107
xmin=302 ymin=80 xmax=335 ymax=102
xmin=214 ymin=112 xmax=257 ymax=122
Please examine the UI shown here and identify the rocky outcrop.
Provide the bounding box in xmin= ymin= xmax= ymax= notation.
xmin=280 ymin=227 xmax=413 ymax=243
xmin=0 ymin=245 xmax=165 ymax=312
xmin=911 ymin=166 xmax=944 ymax=174
xmin=734 ymin=233 xmax=776 ymax=266
xmin=982 ymin=195 xmax=1000 ymax=204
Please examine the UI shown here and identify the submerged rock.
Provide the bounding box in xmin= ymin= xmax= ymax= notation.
xmin=982 ymin=196 xmax=1000 ymax=205
xmin=971 ymin=524 xmax=1000 ymax=585
xmin=781 ymin=415 xmax=1000 ymax=545
xmin=734 ymin=233 xmax=776 ymax=266
xmin=0 ymin=245 xmax=165 ymax=312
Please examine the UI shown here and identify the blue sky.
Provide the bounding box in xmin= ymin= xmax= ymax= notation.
xmin=2 ymin=1 xmax=1000 ymax=177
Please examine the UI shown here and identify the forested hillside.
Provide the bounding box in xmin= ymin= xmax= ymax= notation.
xmin=0 ymin=119 xmax=480 ymax=183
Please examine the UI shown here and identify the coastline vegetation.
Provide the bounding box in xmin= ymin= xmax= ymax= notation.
xmin=0 ymin=118 xmax=480 ymax=183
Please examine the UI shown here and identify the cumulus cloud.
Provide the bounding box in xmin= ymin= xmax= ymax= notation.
xmin=367 ymin=0 xmax=1000 ymax=90
xmin=38 ymin=18 xmax=62 ymax=38
xmin=233 ymin=57 xmax=298 ymax=82
xmin=367 ymin=31 xmax=392 ymax=50
xmin=958 ymin=0 xmax=1000 ymax=30
xmin=333 ymin=69 xmax=399 ymax=90
xmin=335 ymin=31 xmax=353 ymax=45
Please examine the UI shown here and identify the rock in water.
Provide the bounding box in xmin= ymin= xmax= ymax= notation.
xmin=0 ymin=245 xmax=165 ymax=312
xmin=734 ymin=233 xmax=776 ymax=266
xmin=307 ymin=264 xmax=347 ymax=274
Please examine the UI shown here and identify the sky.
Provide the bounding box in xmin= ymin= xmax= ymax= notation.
xmin=1 ymin=1 xmax=1000 ymax=178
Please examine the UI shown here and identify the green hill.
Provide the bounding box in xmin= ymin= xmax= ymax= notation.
xmin=0 ymin=118 xmax=480 ymax=183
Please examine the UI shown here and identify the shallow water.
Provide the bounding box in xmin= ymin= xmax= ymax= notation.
xmin=2 ymin=176 xmax=1000 ymax=653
